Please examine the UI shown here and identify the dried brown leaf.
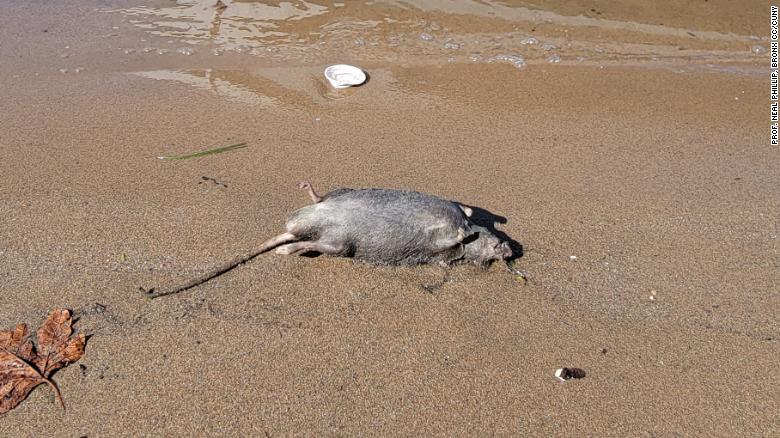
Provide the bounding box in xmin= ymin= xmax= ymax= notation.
xmin=0 ymin=309 xmax=86 ymax=414
xmin=0 ymin=324 xmax=35 ymax=362
xmin=35 ymin=309 xmax=82 ymax=375
xmin=0 ymin=347 xmax=49 ymax=414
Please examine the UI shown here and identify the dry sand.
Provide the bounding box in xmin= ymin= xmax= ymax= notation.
xmin=1 ymin=0 xmax=777 ymax=436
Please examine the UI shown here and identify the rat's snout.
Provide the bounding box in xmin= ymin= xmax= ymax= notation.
xmin=497 ymin=241 xmax=512 ymax=259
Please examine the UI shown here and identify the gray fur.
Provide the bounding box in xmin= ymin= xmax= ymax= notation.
xmin=461 ymin=224 xmax=512 ymax=268
xmin=146 ymin=183 xmax=512 ymax=299
xmin=269 ymin=184 xmax=512 ymax=266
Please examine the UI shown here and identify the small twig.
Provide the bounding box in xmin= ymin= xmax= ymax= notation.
xmin=199 ymin=176 xmax=228 ymax=188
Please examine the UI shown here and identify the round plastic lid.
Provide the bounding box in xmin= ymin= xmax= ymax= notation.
xmin=324 ymin=64 xmax=366 ymax=89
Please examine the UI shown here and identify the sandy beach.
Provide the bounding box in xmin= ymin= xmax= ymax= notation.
xmin=1 ymin=0 xmax=777 ymax=435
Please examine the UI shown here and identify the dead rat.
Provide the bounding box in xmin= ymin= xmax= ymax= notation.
xmin=147 ymin=182 xmax=518 ymax=298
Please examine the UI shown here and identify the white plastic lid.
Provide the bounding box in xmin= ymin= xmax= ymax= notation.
xmin=324 ymin=64 xmax=366 ymax=89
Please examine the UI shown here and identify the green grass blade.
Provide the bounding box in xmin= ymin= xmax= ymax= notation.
xmin=158 ymin=142 xmax=248 ymax=160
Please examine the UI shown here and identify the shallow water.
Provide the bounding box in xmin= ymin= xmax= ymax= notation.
xmin=89 ymin=0 xmax=767 ymax=107
xmin=110 ymin=0 xmax=763 ymax=70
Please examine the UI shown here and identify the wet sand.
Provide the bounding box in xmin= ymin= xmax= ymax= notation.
xmin=1 ymin=1 xmax=777 ymax=436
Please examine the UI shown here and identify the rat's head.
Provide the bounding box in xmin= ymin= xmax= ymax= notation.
xmin=461 ymin=225 xmax=512 ymax=268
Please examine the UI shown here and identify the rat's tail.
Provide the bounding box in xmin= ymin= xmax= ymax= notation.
xmin=147 ymin=233 xmax=298 ymax=299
